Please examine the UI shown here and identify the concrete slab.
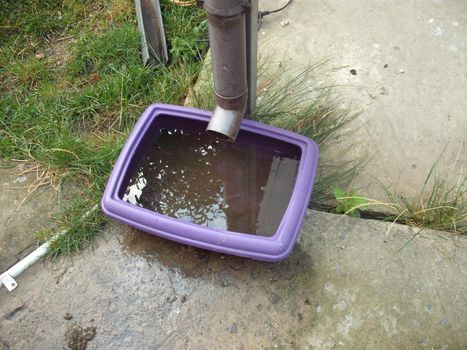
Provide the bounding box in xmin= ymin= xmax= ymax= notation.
xmin=258 ymin=0 xmax=467 ymax=199
xmin=1 ymin=211 xmax=465 ymax=349
xmin=0 ymin=161 xmax=76 ymax=272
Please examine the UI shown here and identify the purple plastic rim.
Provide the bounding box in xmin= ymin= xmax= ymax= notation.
xmin=101 ymin=104 xmax=319 ymax=262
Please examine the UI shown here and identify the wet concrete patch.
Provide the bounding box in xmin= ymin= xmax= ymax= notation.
xmin=0 ymin=211 xmax=466 ymax=349
xmin=120 ymin=227 xmax=315 ymax=287
xmin=120 ymin=228 xmax=211 ymax=278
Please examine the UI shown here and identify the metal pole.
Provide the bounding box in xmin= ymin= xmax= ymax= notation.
xmin=135 ymin=0 xmax=168 ymax=65
xmin=245 ymin=0 xmax=258 ymax=117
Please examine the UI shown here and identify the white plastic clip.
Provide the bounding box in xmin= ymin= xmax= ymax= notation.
xmin=1 ymin=273 xmax=18 ymax=291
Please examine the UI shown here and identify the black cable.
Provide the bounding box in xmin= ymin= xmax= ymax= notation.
xmin=260 ymin=0 xmax=293 ymax=17
xmin=258 ymin=0 xmax=293 ymax=30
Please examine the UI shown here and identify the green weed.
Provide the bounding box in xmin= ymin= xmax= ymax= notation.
xmin=333 ymin=187 xmax=369 ymax=218
xmin=5 ymin=57 xmax=53 ymax=90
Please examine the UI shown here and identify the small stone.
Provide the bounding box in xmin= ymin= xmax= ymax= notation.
xmin=227 ymin=322 xmax=237 ymax=334
xmin=399 ymin=69 xmax=405 ymax=74
xmin=280 ymin=20 xmax=289 ymax=27
xmin=82 ymin=326 xmax=96 ymax=341
xmin=64 ymin=313 xmax=73 ymax=321
xmin=324 ymin=281 xmax=336 ymax=294
xmin=440 ymin=317 xmax=450 ymax=326
xmin=384 ymin=63 xmax=388 ymax=68
xmin=220 ymin=275 xmax=232 ymax=287
xmin=350 ymin=69 xmax=357 ymax=75
xmin=333 ymin=300 xmax=348 ymax=311
xmin=35 ymin=52 xmax=45 ymax=59
xmin=268 ymin=292 xmax=281 ymax=304
xmin=13 ymin=175 xmax=27 ymax=184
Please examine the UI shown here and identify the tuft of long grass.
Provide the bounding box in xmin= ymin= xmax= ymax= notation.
xmin=187 ymin=59 xmax=363 ymax=204
xmin=378 ymin=166 xmax=466 ymax=234
xmin=327 ymin=163 xmax=466 ymax=234
xmin=37 ymin=189 xmax=105 ymax=257
xmin=67 ymin=23 xmax=141 ymax=77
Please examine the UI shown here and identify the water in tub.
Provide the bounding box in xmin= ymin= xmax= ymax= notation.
xmin=122 ymin=128 xmax=300 ymax=236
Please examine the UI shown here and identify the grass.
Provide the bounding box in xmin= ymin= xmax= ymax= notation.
xmin=0 ymin=0 xmax=209 ymax=256
xmin=379 ymin=164 xmax=466 ymax=234
xmin=327 ymin=163 xmax=466 ymax=234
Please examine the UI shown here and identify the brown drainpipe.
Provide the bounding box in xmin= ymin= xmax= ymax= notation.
xmin=198 ymin=0 xmax=249 ymax=141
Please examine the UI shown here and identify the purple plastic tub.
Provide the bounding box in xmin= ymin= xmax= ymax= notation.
xmin=101 ymin=104 xmax=319 ymax=261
